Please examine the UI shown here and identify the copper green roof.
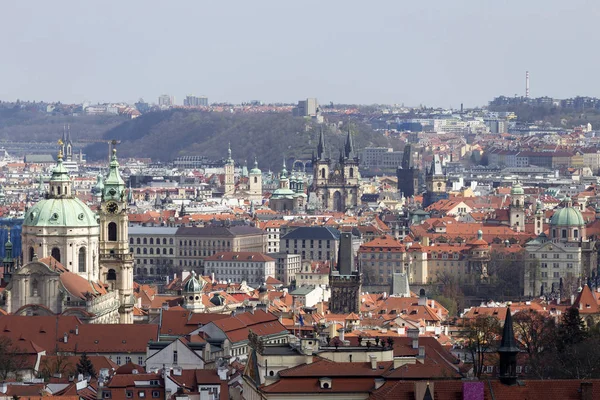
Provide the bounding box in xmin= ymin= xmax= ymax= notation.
xmin=24 ymin=197 xmax=98 ymax=228
xmin=550 ymin=206 xmax=584 ymax=227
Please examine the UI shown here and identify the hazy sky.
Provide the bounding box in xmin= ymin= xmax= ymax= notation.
xmin=0 ymin=1 xmax=597 ymax=107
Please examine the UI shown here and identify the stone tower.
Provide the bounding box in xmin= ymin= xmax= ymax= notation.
xmin=329 ymin=232 xmax=361 ymax=314
xmin=224 ymin=143 xmax=235 ymax=197
xmin=98 ymin=149 xmax=134 ymax=323
xmin=534 ymin=200 xmax=544 ymax=236
xmin=248 ymin=157 xmax=262 ymax=201
xmin=509 ymin=183 xmax=525 ymax=232
xmin=422 ymin=154 xmax=448 ymax=208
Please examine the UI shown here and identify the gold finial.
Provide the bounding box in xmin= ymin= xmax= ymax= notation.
xmin=58 ymin=139 xmax=63 ymax=146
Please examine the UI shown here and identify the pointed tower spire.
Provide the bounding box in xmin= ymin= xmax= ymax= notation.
xmin=344 ymin=129 xmax=354 ymax=159
xmin=103 ymin=149 xmax=125 ymax=201
xmin=317 ymin=128 xmax=325 ymax=160
xmin=498 ymin=305 xmax=519 ymax=385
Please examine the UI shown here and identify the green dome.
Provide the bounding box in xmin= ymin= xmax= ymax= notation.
xmin=550 ymin=206 xmax=585 ymax=227
xmin=271 ymin=187 xmax=295 ymax=198
xmin=511 ymin=183 xmax=524 ymax=195
xmin=24 ymin=198 xmax=98 ymax=228
xmin=184 ymin=272 xmax=204 ymax=293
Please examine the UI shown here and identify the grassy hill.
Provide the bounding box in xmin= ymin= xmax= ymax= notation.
xmin=84 ymin=110 xmax=400 ymax=171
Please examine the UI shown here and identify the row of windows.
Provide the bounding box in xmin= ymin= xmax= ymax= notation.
xmin=180 ymin=240 xmax=231 ymax=247
xmin=541 ymin=263 xmax=574 ymax=269
xmin=136 ymin=259 xmax=173 ymax=265
xmin=540 ymin=253 xmax=575 ymax=259
xmin=131 ymin=247 xmax=174 ymax=255
xmin=541 ymin=272 xmax=561 ymax=278
xmin=130 ymin=237 xmax=174 ymax=245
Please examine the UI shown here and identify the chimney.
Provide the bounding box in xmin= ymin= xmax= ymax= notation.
xmin=338 ymin=328 xmax=345 ymax=342
xmin=418 ymin=289 xmax=427 ymax=306
xmin=0 ymin=382 xmax=7 ymax=394
xmin=407 ymin=328 xmax=419 ymax=349
xmin=63 ymin=333 xmax=68 ymax=343
xmin=580 ymin=382 xmax=593 ymax=400
xmin=418 ymin=346 xmax=425 ymax=358
xmin=369 ymin=355 xmax=377 ymax=370
xmin=75 ymin=326 xmax=79 ymax=336
xmin=571 ymin=294 xmax=575 ymax=305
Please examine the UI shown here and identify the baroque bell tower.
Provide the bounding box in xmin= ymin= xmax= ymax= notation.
xmin=98 ymin=149 xmax=134 ymax=323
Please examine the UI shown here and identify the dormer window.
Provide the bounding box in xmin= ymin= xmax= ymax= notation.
xmin=319 ymin=378 xmax=332 ymax=389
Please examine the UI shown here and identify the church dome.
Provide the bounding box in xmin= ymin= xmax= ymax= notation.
xmin=184 ymin=272 xmax=203 ymax=293
xmin=550 ymin=206 xmax=585 ymax=227
xmin=24 ymin=154 xmax=98 ymax=228
xmin=510 ymin=183 xmax=524 ymax=196
xmin=210 ymin=293 xmax=224 ymax=306
xmin=24 ymin=198 xmax=98 ymax=228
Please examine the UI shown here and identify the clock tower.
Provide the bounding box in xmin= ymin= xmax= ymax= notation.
xmin=99 ymin=149 xmax=134 ymax=323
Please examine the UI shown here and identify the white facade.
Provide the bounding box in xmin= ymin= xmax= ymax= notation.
xmin=204 ymin=256 xmax=275 ymax=286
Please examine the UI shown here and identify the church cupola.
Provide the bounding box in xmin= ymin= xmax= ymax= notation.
xmin=498 ymin=305 xmax=519 ymax=385
xmin=49 ymin=145 xmax=73 ymax=198
xmin=183 ymin=271 xmax=205 ymax=312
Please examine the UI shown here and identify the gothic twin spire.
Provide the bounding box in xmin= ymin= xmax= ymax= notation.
xmin=315 ymin=128 xmax=355 ymax=161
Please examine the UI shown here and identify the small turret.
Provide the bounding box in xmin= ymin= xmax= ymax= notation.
xmin=498 ymin=306 xmax=519 ymax=385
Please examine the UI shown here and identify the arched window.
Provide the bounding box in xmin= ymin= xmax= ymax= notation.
xmin=29 ymin=247 xmax=34 ymax=262
xmin=137 ymin=238 xmax=141 ymax=244
xmin=143 ymin=238 xmax=147 ymax=245
xmin=169 ymin=249 xmax=174 ymax=255
xmin=149 ymin=248 xmax=154 ymax=255
xmin=136 ymin=268 xmax=141 ymax=275
xmin=156 ymin=238 xmax=160 ymax=245
xmin=129 ymin=238 xmax=133 ymax=244
xmin=107 ymin=269 xmax=117 ymax=281
xmin=169 ymin=238 xmax=173 ymax=245
xmin=254 ymin=177 xmax=258 ymax=183
xmin=143 ymin=248 xmax=147 ymax=254
xmin=149 ymin=238 xmax=154 ymax=245
xmin=349 ymin=168 xmax=354 ymax=178
xmin=320 ymin=168 xmax=325 ymax=178
xmin=108 ymin=222 xmax=117 ymax=242
xmin=163 ymin=248 xmax=167 ymax=255
xmin=562 ymin=229 xmax=567 ymax=239
xmin=150 ymin=268 xmax=154 ymax=275
xmin=78 ymin=247 xmax=86 ymax=273
xmin=51 ymin=247 xmax=61 ymax=262
xmin=163 ymin=238 xmax=167 ymax=245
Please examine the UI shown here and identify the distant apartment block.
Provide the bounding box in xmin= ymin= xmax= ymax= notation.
xmin=292 ymin=98 xmax=322 ymax=122
xmin=184 ymin=95 xmax=208 ymax=107
xmin=362 ymin=147 xmax=403 ymax=170
xmin=158 ymin=94 xmax=174 ymax=107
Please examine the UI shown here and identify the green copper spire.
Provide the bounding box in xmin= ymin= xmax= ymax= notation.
xmin=50 ymin=146 xmax=70 ymax=183
xmin=103 ymin=148 xmax=125 ymax=201
xmin=280 ymin=157 xmax=288 ymax=179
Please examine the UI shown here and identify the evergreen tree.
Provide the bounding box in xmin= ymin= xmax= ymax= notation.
xmin=76 ymin=353 xmax=96 ymax=379
xmin=558 ymin=307 xmax=588 ymax=349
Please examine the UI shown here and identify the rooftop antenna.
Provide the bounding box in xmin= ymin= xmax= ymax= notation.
xmin=525 ymin=71 xmax=530 ymax=99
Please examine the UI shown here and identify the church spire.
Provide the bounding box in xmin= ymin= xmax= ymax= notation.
xmin=317 ymin=128 xmax=325 ymax=160
xmin=103 ymin=149 xmax=125 ymax=201
xmin=498 ymin=305 xmax=519 ymax=385
xmin=49 ymin=140 xmax=72 ymax=198
xmin=344 ymin=129 xmax=355 ymax=159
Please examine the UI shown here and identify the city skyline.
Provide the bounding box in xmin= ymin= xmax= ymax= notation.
xmin=1 ymin=1 xmax=598 ymax=107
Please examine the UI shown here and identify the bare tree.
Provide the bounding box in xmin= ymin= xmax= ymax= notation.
xmin=0 ymin=337 xmax=26 ymax=381
xmin=464 ymin=315 xmax=501 ymax=379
